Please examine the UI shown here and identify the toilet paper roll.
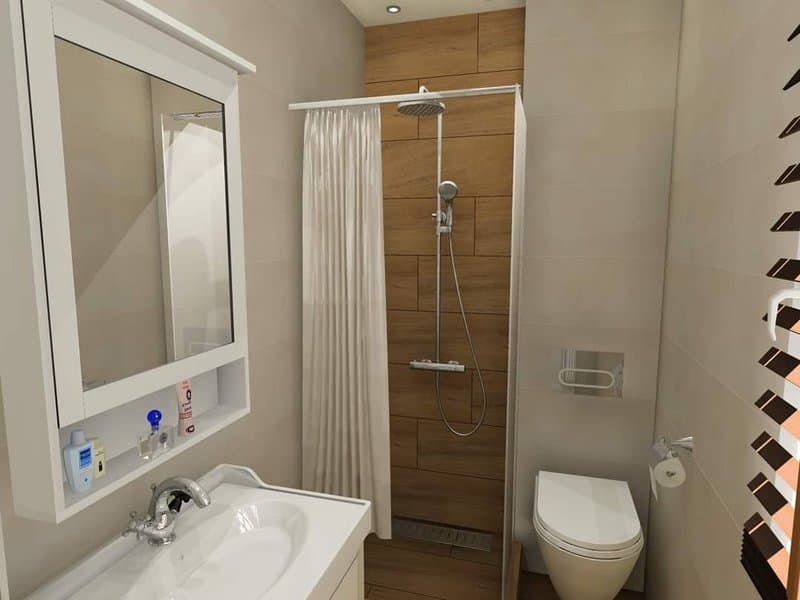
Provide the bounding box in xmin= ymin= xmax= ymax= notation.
xmin=652 ymin=457 xmax=686 ymax=488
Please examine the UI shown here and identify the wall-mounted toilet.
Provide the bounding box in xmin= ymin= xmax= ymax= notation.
xmin=533 ymin=471 xmax=643 ymax=600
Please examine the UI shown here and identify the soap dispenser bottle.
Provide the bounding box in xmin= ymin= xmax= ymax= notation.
xmin=63 ymin=430 xmax=93 ymax=494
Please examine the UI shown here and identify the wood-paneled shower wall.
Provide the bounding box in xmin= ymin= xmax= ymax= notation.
xmin=366 ymin=9 xmax=525 ymax=536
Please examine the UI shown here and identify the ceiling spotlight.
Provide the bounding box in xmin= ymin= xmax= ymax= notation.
xmin=386 ymin=5 xmax=401 ymax=14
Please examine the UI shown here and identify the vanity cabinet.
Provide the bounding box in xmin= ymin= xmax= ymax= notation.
xmin=0 ymin=0 xmax=255 ymax=522
xmin=330 ymin=552 xmax=365 ymax=600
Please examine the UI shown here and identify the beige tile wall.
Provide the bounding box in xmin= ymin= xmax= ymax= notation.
xmin=0 ymin=1 xmax=364 ymax=596
xmin=515 ymin=1 xmax=682 ymax=592
xmin=648 ymin=1 xmax=800 ymax=598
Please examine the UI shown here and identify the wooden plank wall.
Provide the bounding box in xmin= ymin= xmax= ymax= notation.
xmin=366 ymin=9 xmax=525 ymax=535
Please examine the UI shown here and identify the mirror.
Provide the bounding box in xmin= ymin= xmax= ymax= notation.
xmin=54 ymin=38 xmax=233 ymax=390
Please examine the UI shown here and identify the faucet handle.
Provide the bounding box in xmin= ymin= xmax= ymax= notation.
xmin=167 ymin=490 xmax=193 ymax=513
xmin=122 ymin=511 xmax=140 ymax=538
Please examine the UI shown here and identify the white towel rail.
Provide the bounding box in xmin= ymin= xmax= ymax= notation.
xmin=557 ymin=367 xmax=616 ymax=390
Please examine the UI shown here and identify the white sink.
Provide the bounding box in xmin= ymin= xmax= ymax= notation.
xmin=75 ymin=499 xmax=305 ymax=599
xmin=30 ymin=465 xmax=371 ymax=600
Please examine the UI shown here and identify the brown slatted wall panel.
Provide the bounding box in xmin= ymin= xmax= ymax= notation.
xmin=746 ymin=23 xmax=800 ymax=599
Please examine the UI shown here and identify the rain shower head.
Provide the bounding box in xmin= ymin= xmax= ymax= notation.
xmin=397 ymin=99 xmax=445 ymax=117
xmin=438 ymin=180 xmax=458 ymax=203
xmin=397 ymin=86 xmax=445 ymax=117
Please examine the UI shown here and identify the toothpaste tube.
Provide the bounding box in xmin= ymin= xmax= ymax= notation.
xmin=176 ymin=379 xmax=195 ymax=436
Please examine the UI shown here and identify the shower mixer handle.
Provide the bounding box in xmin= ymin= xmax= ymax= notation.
xmin=409 ymin=360 xmax=466 ymax=373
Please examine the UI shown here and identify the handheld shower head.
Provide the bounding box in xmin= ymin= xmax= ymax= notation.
xmin=438 ymin=180 xmax=459 ymax=204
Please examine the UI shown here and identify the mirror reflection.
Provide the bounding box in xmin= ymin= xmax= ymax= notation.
xmin=55 ymin=38 xmax=233 ymax=391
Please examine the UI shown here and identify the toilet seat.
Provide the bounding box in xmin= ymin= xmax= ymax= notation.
xmin=534 ymin=508 xmax=642 ymax=560
xmin=534 ymin=471 xmax=642 ymax=560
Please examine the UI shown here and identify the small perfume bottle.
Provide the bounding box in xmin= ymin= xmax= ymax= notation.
xmin=138 ymin=410 xmax=174 ymax=460
xmin=89 ymin=437 xmax=106 ymax=479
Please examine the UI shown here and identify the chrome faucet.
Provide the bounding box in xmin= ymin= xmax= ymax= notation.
xmin=123 ymin=476 xmax=211 ymax=546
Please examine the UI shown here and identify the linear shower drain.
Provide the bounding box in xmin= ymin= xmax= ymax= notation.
xmin=391 ymin=517 xmax=493 ymax=552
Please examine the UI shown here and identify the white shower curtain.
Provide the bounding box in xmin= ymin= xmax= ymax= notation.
xmin=301 ymin=106 xmax=392 ymax=538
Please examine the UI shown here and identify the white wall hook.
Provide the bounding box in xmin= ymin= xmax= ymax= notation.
xmin=767 ymin=289 xmax=800 ymax=340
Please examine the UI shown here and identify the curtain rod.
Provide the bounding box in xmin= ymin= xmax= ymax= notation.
xmin=288 ymin=84 xmax=520 ymax=111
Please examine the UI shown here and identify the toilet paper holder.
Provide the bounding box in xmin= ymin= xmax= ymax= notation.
xmin=653 ymin=436 xmax=694 ymax=460
xmin=650 ymin=437 xmax=691 ymax=497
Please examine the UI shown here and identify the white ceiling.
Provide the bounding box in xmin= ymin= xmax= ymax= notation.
xmin=341 ymin=0 xmax=525 ymax=27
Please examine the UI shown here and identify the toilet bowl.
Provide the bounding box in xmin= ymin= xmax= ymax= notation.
xmin=533 ymin=471 xmax=643 ymax=600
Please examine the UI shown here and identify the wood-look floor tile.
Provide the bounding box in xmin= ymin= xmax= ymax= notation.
xmin=419 ymin=71 xmax=523 ymax=139
xmin=518 ymin=572 xmax=644 ymax=600
xmin=418 ymin=420 xmax=506 ymax=480
xmin=384 ymin=197 xmax=475 ymax=255
xmin=391 ymin=416 xmax=418 ymax=468
xmin=367 ymin=79 xmax=420 ymax=141
xmin=449 ymin=533 xmax=503 ymax=566
xmin=475 ymin=197 xmax=512 ymax=256
xmin=365 ymin=542 xmax=502 ymax=600
xmin=418 ymin=256 xmax=511 ymax=315
xmin=367 ymin=585 xmax=444 ymax=600
xmin=472 ymin=370 xmax=508 ymax=427
xmin=386 ymin=256 xmax=418 ymax=310
xmin=478 ymin=8 xmax=525 ymax=72
xmin=389 ymin=364 xmax=472 ymax=423
xmin=366 ymin=15 xmax=478 ymax=82
xmin=517 ymin=572 xmax=560 ymax=600
xmin=391 ymin=467 xmax=505 ymax=533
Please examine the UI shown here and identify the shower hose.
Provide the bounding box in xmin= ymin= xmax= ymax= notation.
xmin=434 ymin=226 xmax=488 ymax=438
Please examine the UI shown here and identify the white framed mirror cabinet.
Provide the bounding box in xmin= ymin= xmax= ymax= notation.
xmin=0 ymin=0 xmax=255 ymax=522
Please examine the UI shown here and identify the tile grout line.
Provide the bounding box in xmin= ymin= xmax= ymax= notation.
xmin=364 ymin=575 xmax=448 ymax=600
xmin=394 ymin=464 xmax=506 ymax=484
xmin=475 ymin=12 xmax=481 ymax=74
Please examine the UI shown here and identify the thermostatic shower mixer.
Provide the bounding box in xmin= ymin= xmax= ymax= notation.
xmin=408 ymin=359 xmax=466 ymax=373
